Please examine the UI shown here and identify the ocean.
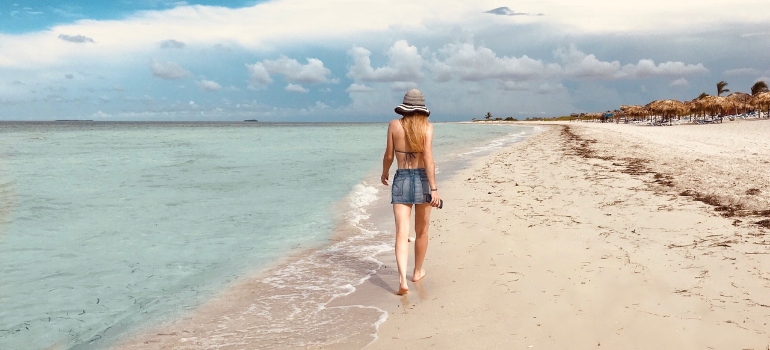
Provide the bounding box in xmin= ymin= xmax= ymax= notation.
xmin=0 ymin=121 xmax=537 ymax=349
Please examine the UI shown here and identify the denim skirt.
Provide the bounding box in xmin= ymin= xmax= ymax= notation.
xmin=391 ymin=168 xmax=430 ymax=204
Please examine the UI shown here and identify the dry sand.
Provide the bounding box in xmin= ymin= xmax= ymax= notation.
xmin=368 ymin=119 xmax=770 ymax=349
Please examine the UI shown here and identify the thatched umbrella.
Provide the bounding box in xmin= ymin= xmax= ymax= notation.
xmin=752 ymin=91 xmax=770 ymax=118
xmin=726 ymin=92 xmax=752 ymax=115
xmin=694 ymin=95 xmax=734 ymax=118
xmin=607 ymin=108 xmax=627 ymax=123
xmin=648 ymin=99 xmax=685 ymax=115
xmin=620 ymin=104 xmax=650 ymax=123
xmin=647 ymin=99 xmax=685 ymax=124
xmin=621 ymin=105 xmax=648 ymax=116
xmin=683 ymin=100 xmax=700 ymax=121
xmin=583 ymin=112 xmax=604 ymax=122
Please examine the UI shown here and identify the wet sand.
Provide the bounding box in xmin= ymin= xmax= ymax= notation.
xmin=368 ymin=119 xmax=770 ymax=349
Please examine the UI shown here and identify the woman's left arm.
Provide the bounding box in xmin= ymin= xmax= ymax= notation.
xmin=422 ymin=123 xmax=440 ymax=207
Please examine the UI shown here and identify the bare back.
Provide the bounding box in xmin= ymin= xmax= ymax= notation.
xmin=389 ymin=119 xmax=427 ymax=169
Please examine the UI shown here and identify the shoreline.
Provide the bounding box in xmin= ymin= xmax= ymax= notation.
xmin=109 ymin=185 xmax=393 ymax=349
xmin=367 ymin=120 xmax=770 ymax=349
xmin=108 ymin=124 xmax=537 ymax=349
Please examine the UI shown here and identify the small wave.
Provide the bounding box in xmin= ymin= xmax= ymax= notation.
xmin=343 ymin=181 xmax=380 ymax=227
xmin=452 ymin=130 xmax=533 ymax=158
xmin=195 ymin=182 xmax=393 ymax=348
xmin=241 ymin=226 xmax=391 ymax=348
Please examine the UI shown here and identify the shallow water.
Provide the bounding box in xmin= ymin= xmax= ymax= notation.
xmin=0 ymin=121 xmax=536 ymax=349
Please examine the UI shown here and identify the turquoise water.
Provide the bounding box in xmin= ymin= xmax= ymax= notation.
xmin=0 ymin=121 xmax=536 ymax=349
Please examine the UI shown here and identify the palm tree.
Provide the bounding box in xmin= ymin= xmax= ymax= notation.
xmin=751 ymin=81 xmax=769 ymax=96
xmin=697 ymin=92 xmax=709 ymax=99
xmin=484 ymin=112 xmax=492 ymax=120
xmin=717 ymin=81 xmax=730 ymax=96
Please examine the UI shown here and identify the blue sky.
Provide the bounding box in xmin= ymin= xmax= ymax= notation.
xmin=1 ymin=1 xmax=258 ymax=33
xmin=1 ymin=0 xmax=769 ymax=122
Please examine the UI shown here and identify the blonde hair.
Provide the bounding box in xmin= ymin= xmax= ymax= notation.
xmin=399 ymin=112 xmax=429 ymax=152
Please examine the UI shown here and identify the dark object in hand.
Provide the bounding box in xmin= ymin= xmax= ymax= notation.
xmin=426 ymin=194 xmax=443 ymax=209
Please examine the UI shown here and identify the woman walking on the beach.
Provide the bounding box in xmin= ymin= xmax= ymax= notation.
xmin=380 ymin=89 xmax=441 ymax=295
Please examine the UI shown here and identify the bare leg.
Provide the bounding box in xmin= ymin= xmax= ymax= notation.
xmin=412 ymin=203 xmax=432 ymax=282
xmin=393 ymin=203 xmax=412 ymax=294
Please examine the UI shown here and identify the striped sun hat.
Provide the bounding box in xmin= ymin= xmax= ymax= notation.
xmin=394 ymin=89 xmax=430 ymax=116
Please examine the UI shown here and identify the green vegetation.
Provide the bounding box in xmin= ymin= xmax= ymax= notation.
xmin=752 ymin=81 xmax=769 ymax=96
xmin=471 ymin=113 xmax=518 ymax=122
xmin=717 ymin=81 xmax=730 ymax=96
xmin=522 ymin=115 xmax=573 ymax=121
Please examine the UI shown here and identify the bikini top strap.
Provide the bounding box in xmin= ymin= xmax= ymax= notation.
xmin=394 ymin=149 xmax=419 ymax=168
xmin=396 ymin=119 xmax=423 ymax=168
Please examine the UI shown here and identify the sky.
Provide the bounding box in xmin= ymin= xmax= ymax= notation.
xmin=1 ymin=0 xmax=769 ymax=122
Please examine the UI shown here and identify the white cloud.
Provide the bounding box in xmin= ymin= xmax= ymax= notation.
xmin=1 ymin=0 xmax=768 ymax=70
xmin=430 ymin=42 xmax=556 ymax=82
xmin=670 ymin=78 xmax=689 ymax=87
xmin=58 ymin=34 xmax=95 ymax=43
xmin=91 ymin=111 xmax=112 ymax=119
xmin=50 ymin=6 xmax=83 ymax=19
xmin=740 ymin=32 xmax=770 ymax=38
xmin=246 ymin=63 xmax=272 ymax=86
xmin=537 ymin=83 xmax=566 ymax=95
xmin=724 ymin=68 xmax=762 ymax=76
xmin=150 ymin=60 xmax=189 ymax=80
xmin=346 ymin=83 xmax=373 ymax=92
xmin=500 ymin=81 xmax=530 ymax=91
xmin=542 ymin=0 xmax=769 ymax=34
xmin=619 ymin=60 xmax=708 ymax=79
xmin=555 ymin=46 xmax=620 ymax=79
xmin=390 ymin=81 xmax=419 ymax=91
xmin=555 ymin=45 xmax=708 ymax=80
xmin=285 ymin=83 xmax=309 ymax=93
xmin=347 ymin=40 xmax=425 ymax=83
xmin=263 ymin=56 xmax=331 ymax=84
xmin=247 ymin=56 xmax=331 ymax=86
xmin=198 ymin=79 xmax=222 ymax=91
xmin=160 ymin=39 xmax=186 ymax=49
xmin=3 ymin=1 xmax=464 ymax=68
xmin=485 ymin=6 xmax=543 ymax=17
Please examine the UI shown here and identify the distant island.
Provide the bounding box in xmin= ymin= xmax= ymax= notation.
xmin=243 ymin=119 xmax=259 ymax=122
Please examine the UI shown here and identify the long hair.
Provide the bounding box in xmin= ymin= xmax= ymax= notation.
xmin=399 ymin=112 xmax=429 ymax=152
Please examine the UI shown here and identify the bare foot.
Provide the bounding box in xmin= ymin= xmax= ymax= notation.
xmin=412 ymin=269 xmax=426 ymax=282
xmin=397 ymin=286 xmax=409 ymax=295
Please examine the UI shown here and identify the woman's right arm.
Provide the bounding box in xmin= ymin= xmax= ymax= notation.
xmin=381 ymin=120 xmax=396 ymax=185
